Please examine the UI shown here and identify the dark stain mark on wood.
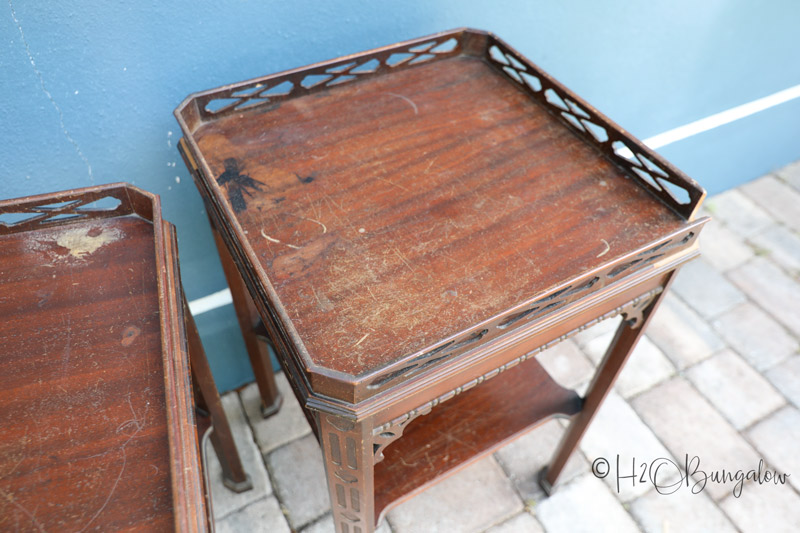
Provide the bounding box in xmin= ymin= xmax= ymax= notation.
xmin=121 ymin=325 xmax=141 ymax=347
xmin=216 ymin=159 xmax=264 ymax=213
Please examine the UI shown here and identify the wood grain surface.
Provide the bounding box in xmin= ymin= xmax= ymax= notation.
xmin=0 ymin=216 xmax=175 ymax=531
xmin=193 ymin=55 xmax=685 ymax=376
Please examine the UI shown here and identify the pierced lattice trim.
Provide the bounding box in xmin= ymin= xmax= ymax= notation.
xmin=0 ymin=192 xmax=127 ymax=235
xmin=486 ymin=40 xmax=703 ymax=218
xmin=199 ymin=36 xmax=460 ymax=117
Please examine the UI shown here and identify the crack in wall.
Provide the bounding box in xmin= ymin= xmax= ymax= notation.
xmin=9 ymin=0 xmax=94 ymax=183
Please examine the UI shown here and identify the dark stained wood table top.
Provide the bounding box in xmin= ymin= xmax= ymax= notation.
xmin=190 ymin=55 xmax=686 ymax=378
xmin=0 ymin=187 xmax=205 ymax=531
xmin=177 ymin=30 xmax=708 ymax=529
xmin=176 ymin=29 xmax=706 ymax=403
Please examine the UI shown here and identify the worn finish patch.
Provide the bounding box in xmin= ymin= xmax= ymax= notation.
xmin=55 ymin=226 xmax=121 ymax=258
xmin=24 ymin=222 xmax=124 ymax=261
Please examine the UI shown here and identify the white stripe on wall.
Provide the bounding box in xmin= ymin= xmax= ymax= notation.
xmin=188 ymin=288 xmax=233 ymax=316
xmin=643 ymin=83 xmax=800 ymax=149
xmin=187 ymin=82 xmax=800 ymax=316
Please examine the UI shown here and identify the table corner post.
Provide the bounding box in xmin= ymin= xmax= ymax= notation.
xmin=319 ymin=412 xmax=377 ymax=533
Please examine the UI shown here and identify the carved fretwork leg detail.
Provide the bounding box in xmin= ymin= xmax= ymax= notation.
xmin=541 ymin=278 xmax=673 ymax=493
xmin=320 ymin=414 xmax=375 ymax=533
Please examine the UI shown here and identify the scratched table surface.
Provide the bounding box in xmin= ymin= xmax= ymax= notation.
xmin=192 ymin=54 xmax=686 ymax=377
xmin=0 ymin=216 xmax=176 ymax=531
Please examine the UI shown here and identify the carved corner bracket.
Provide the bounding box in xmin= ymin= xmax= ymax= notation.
xmin=620 ymin=287 xmax=663 ymax=329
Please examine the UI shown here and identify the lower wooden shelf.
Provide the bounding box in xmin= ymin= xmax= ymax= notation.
xmin=374 ymin=355 xmax=582 ymax=516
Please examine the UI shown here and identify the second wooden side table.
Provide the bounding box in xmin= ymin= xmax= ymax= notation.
xmin=0 ymin=184 xmax=250 ymax=531
xmin=175 ymin=29 xmax=708 ymax=532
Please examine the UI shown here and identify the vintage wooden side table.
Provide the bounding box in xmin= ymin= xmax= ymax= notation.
xmin=0 ymin=184 xmax=250 ymax=531
xmin=175 ymin=29 xmax=708 ymax=532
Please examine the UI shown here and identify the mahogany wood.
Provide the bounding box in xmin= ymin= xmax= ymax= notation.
xmin=163 ymin=216 xmax=253 ymax=497
xmin=183 ymin=53 xmax=688 ymax=397
xmin=182 ymin=284 xmax=252 ymax=493
xmin=0 ymin=184 xmax=207 ymax=531
xmin=0 ymin=184 xmax=252 ymax=531
xmin=174 ymin=29 xmax=709 ymax=532
xmin=374 ymin=356 xmax=580 ymax=516
xmin=542 ymin=274 xmax=673 ymax=493
xmin=209 ymin=222 xmax=282 ymax=417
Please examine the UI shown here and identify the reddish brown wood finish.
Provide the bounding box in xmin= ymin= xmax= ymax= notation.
xmin=187 ymin=53 xmax=687 ymax=389
xmin=374 ymin=356 xmax=580 ymax=515
xmin=183 ymin=293 xmax=252 ymax=493
xmin=542 ymin=274 xmax=673 ymax=493
xmin=164 ymin=220 xmax=253 ymax=495
xmin=177 ymin=31 xmax=705 ymax=405
xmin=209 ymin=223 xmax=282 ymax=417
xmin=175 ymin=29 xmax=709 ymax=533
xmin=0 ymin=185 xmax=207 ymax=532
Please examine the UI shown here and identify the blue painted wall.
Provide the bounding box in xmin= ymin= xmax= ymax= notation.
xmin=3 ymin=1 xmax=799 ymax=391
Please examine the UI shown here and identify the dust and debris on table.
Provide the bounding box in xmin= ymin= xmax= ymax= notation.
xmin=297 ymin=215 xmax=327 ymax=234
xmin=597 ymin=239 xmax=610 ymax=258
xmin=310 ymin=284 xmax=335 ymax=312
xmin=260 ymin=228 xmax=301 ymax=250
xmin=353 ymin=332 xmax=370 ymax=347
xmin=386 ymin=92 xmax=419 ymax=115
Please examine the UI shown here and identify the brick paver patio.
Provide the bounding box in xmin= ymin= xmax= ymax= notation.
xmin=205 ymin=161 xmax=800 ymax=532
